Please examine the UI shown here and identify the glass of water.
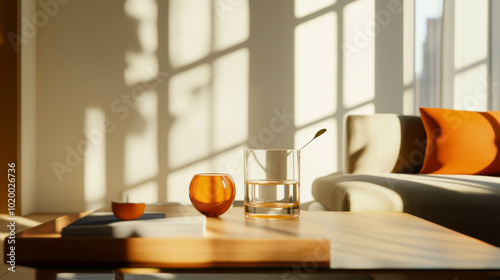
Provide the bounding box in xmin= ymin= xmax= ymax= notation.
xmin=244 ymin=149 xmax=300 ymax=219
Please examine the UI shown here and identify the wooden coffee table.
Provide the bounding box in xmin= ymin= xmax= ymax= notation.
xmin=7 ymin=205 xmax=500 ymax=280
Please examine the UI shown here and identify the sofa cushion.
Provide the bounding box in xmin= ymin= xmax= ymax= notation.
xmin=312 ymin=173 xmax=500 ymax=247
xmin=419 ymin=108 xmax=500 ymax=175
xmin=346 ymin=115 xmax=426 ymax=174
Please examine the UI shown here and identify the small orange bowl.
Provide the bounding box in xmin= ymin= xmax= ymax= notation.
xmin=112 ymin=202 xmax=146 ymax=220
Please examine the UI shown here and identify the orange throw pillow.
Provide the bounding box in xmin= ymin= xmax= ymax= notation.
xmin=419 ymin=108 xmax=500 ymax=175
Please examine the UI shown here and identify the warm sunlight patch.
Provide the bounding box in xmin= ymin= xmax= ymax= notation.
xmin=214 ymin=0 xmax=249 ymax=51
xmin=84 ymin=108 xmax=106 ymax=210
xmin=169 ymin=0 xmax=211 ymax=68
xmin=168 ymin=65 xmax=211 ymax=168
xmin=213 ymin=48 xmax=249 ymax=151
xmin=342 ymin=0 xmax=375 ymax=109
xmin=294 ymin=12 xmax=337 ymax=127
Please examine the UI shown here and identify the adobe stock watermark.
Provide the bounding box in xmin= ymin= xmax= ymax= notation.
xmin=8 ymin=0 xmax=71 ymax=53
xmin=51 ymin=70 xmax=169 ymax=182
xmin=213 ymin=0 xmax=243 ymax=20
xmin=341 ymin=0 xmax=402 ymax=61
xmin=6 ymin=162 xmax=17 ymax=273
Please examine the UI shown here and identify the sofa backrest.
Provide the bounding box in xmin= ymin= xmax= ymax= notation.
xmin=345 ymin=114 xmax=427 ymax=174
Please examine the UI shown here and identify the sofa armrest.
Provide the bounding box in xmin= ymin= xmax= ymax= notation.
xmin=346 ymin=114 xmax=426 ymax=174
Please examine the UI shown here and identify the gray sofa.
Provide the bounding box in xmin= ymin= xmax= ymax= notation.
xmin=312 ymin=114 xmax=500 ymax=247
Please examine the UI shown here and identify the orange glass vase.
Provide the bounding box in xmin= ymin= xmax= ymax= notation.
xmin=189 ymin=173 xmax=236 ymax=217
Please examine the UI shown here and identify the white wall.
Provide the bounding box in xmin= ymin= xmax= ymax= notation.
xmin=27 ymin=0 xmax=407 ymax=213
xmin=20 ymin=0 xmax=37 ymax=215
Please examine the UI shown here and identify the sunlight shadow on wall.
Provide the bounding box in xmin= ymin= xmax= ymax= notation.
xmin=84 ymin=107 xmax=106 ymax=210
xmin=169 ymin=0 xmax=211 ymax=68
xmin=294 ymin=12 xmax=337 ymax=127
xmin=213 ymin=49 xmax=249 ymax=151
xmin=343 ymin=0 xmax=375 ymax=109
xmin=124 ymin=0 xmax=158 ymax=86
xmin=168 ymin=65 xmax=212 ymax=168
xmin=167 ymin=50 xmax=249 ymax=203
xmin=346 ymin=103 xmax=375 ymax=116
xmin=122 ymin=0 xmax=159 ymax=203
xmin=294 ymin=8 xmax=337 ymax=202
xmin=214 ymin=0 xmax=249 ymax=51
xmin=124 ymin=92 xmax=159 ymax=202
xmin=166 ymin=0 xmax=249 ymax=204
xmin=295 ymin=0 xmax=337 ymax=18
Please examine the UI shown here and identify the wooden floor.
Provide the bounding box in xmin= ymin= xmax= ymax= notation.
xmin=0 ymin=213 xmax=67 ymax=280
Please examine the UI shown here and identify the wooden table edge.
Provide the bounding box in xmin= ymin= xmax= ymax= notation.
xmin=7 ymin=209 xmax=331 ymax=269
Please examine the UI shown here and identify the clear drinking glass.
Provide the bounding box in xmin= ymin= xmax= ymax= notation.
xmin=244 ymin=149 xmax=300 ymax=219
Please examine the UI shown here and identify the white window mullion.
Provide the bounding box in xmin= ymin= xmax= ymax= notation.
xmin=490 ymin=0 xmax=500 ymax=110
